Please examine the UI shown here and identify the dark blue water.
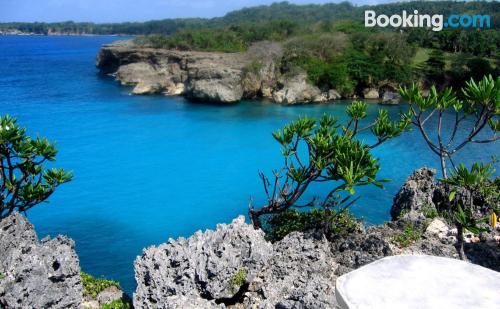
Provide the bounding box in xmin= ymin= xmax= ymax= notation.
xmin=0 ymin=35 xmax=497 ymax=294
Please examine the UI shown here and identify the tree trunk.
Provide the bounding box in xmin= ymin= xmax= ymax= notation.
xmin=440 ymin=153 xmax=448 ymax=179
xmin=456 ymin=223 xmax=467 ymax=261
xmin=249 ymin=209 xmax=262 ymax=229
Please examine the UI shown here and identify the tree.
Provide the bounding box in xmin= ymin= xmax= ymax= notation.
xmin=421 ymin=50 xmax=446 ymax=86
xmin=0 ymin=115 xmax=72 ymax=219
xmin=400 ymin=75 xmax=499 ymax=179
xmin=249 ymin=101 xmax=410 ymax=232
xmin=440 ymin=162 xmax=499 ymax=260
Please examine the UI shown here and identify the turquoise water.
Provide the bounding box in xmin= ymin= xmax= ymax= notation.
xmin=0 ymin=35 xmax=497 ymax=293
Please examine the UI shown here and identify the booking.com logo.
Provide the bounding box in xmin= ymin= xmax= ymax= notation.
xmin=365 ymin=10 xmax=491 ymax=32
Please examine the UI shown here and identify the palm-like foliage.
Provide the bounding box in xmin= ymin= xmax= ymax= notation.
xmin=440 ymin=162 xmax=499 ymax=260
xmin=0 ymin=115 xmax=72 ymax=219
xmin=249 ymin=101 xmax=410 ymax=230
xmin=400 ymin=75 xmax=499 ymax=178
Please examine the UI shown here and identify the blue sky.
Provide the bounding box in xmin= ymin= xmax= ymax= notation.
xmin=0 ymin=0 xmax=391 ymax=23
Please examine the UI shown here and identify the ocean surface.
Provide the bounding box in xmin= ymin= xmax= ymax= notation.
xmin=0 ymin=35 xmax=497 ymax=293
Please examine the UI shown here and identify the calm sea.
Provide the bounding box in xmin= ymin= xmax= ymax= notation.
xmin=0 ymin=35 xmax=497 ymax=293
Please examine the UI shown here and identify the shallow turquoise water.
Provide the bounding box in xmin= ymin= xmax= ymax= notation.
xmin=0 ymin=35 xmax=497 ymax=293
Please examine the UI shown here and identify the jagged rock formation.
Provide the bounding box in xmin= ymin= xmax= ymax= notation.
xmin=96 ymin=40 xmax=334 ymax=104
xmin=134 ymin=217 xmax=341 ymax=309
xmin=391 ymin=167 xmax=438 ymax=223
xmin=244 ymin=232 xmax=338 ymax=308
xmin=134 ymin=216 xmax=273 ymax=308
xmin=272 ymin=73 xmax=327 ymax=104
xmin=133 ymin=168 xmax=499 ymax=308
xmin=380 ymin=90 xmax=402 ymax=105
xmin=362 ymin=88 xmax=380 ymax=99
xmin=0 ymin=213 xmax=83 ymax=309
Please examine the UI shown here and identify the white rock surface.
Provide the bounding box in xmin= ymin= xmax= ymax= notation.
xmin=425 ymin=218 xmax=449 ymax=238
xmin=336 ymin=255 xmax=500 ymax=309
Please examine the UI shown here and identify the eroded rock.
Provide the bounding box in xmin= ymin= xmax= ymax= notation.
xmin=134 ymin=216 xmax=272 ymax=307
xmin=380 ymin=90 xmax=402 ymax=105
xmin=244 ymin=232 xmax=338 ymax=308
xmin=363 ymin=88 xmax=379 ymax=100
xmin=0 ymin=213 xmax=82 ymax=309
xmin=273 ymin=74 xmax=326 ymax=104
xmin=391 ymin=168 xmax=438 ymax=223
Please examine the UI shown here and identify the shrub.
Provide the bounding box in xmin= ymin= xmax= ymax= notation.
xmin=440 ymin=162 xmax=499 ymax=260
xmin=249 ymin=101 xmax=410 ymax=235
xmin=242 ymin=60 xmax=263 ymax=75
xmin=0 ymin=115 xmax=72 ymax=219
xmin=101 ymin=299 xmax=132 ymax=309
xmin=400 ymin=75 xmax=499 ymax=179
xmin=392 ymin=223 xmax=423 ymax=248
xmin=265 ymin=208 xmax=358 ymax=242
xmin=81 ymin=272 xmax=121 ymax=299
xmin=229 ymin=269 xmax=247 ymax=292
xmin=421 ymin=203 xmax=439 ymax=219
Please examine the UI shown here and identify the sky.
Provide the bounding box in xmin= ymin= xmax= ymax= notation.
xmin=0 ymin=0 xmax=392 ymax=23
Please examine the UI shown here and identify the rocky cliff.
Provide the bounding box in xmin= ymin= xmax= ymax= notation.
xmin=133 ymin=168 xmax=500 ymax=308
xmin=1 ymin=169 xmax=498 ymax=308
xmin=96 ymin=40 xmax=344 ymax=104
xmin=0 ymin=213 xmax=83 ymax=308
xmin=0 ymin=213 xmax=129 ymax=309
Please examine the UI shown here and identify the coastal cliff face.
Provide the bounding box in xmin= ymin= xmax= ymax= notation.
xmin=96 ymin=40 xmax=340 ymax=104
xmin=1 ymin=169 xmax=498 ymax=308
xmin=133 ymin=168 xmax=500 ymax=308
xmin=0 ymin=213 xmax=129 ymax=309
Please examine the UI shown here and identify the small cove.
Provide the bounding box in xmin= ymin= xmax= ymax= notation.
xmin=0 ymin=35 xmax=497 ymax=293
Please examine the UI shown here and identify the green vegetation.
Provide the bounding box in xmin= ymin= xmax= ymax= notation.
xmin=280 ymin=30 xmax=415 ymax=92
xmin=393 ymin=223 xmax=423 ymax=248
xmin=0 ymin=272 xmax=5 ymax=280
xmin=134 ymin=20 xmax=299 ymax=52
xmin=440 ymin=163 xmax=499 ymax=260
xmin=421 ymin=203 xmax=439 ymax=220
xmin=2 ymin=2 xmax=497 ymax=93
xmin=81 ymin=272 xmax=121 ymax=299
xmin=400 ymin=75 xmax=499 ymax=178
xmin=243 ymin=61 xmax=264 ymax=75
xmin=1 ymin=1 xmax=498 ymax=36
xmin=265 ymin=208 xmax=358 ymax=242
xmin=100 ymin=299 xmax=132 ymax=309
xmin=0 ymin=115 xmax=72 ymax=219
xmin=229 ymin=269 xmax=247 ymax=292
xmin=249 ymin=101 xmax=410 ymax=234
xmin=401 ymin=75 xmax=499 ymax=260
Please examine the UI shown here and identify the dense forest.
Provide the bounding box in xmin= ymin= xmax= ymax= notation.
xmin=1 ymin=1 xmax=498 ymax=35
xmin=3 ymin=1 xmax=498 ymax=94
xmin=129 ymin=1 xmax=499 ymax=94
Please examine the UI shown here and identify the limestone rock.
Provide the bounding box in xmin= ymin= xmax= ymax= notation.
xmin=328 ymin=89 xmax=342 ymax=100
xmin=425 ymin=218 xmax=450 ymax=239
xmin=244 ymin=232 xmax=338 ymax=308
xmin=96 ymin=286 xmax=125 ymax=306
xmin=241 ymin=42 xmax=283 ymax=100
xmin=363 ymin=88 xmax=379 ymax=100
xmin=273 ymin=74 xmax=325 ymax=104
xmin=332 ymin=229 xmax=393 ymax=271
xmin=165 ymin=83 xmax=185 ymax=95
xmin=0 ymin=212 xmax=82 ymax=308
xmin=391 ymin=168 xmax=438 ymax=223
xmin=133 ymin=216 xmax=272 ymax=308
xmin=185 ymin=68 xmax=244 ymax=103
xmin=380 ymin=90 xmax=401 ymax=105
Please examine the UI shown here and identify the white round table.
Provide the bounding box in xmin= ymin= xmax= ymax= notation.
xmin=336 ymin=255 xmax=500 ymax=309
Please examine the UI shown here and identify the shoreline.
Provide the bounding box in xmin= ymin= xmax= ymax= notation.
xmin=0 ymin=32 xmax=132 ymax=37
